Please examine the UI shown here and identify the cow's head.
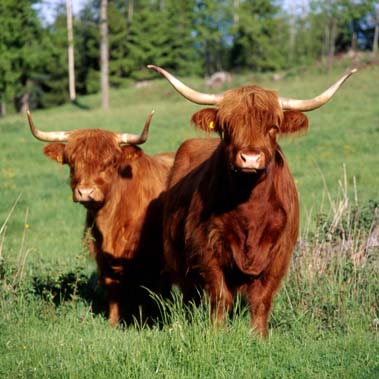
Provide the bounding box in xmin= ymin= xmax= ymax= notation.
xmin=189 ymin=88 xmax=310 ymax=173
xmin=148 ymin=65 xmax=356 ymax=174
xmin=27 ymin=111 xmax=154 ymax=209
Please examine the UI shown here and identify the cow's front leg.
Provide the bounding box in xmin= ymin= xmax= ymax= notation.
xmin=203 ymin=266 xmax=233 ymax=326
xmin=104 ymin=277 xmax=123 ymax=326
xmin=248 ymin=273 xmax=282 ymax=337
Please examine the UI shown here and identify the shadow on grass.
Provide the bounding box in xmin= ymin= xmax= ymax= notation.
xmin=32 ymin=270 xmax=107 ymax=318
xmin=31 ymin=270 xmax=172 ymax=328
xmin=71 ymin=99 xmax=91 ymax=110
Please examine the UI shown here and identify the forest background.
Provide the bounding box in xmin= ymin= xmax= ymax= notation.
xmin=0 ymin=0 xmax=378 ymax=115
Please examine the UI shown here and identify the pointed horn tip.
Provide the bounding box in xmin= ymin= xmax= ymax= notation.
xmin=26 ymin=111 xmax=34 ymax=127
xmin=146 ymin=110 xmax=155 ymax=121
xmin=145 ymin=111 xmax=154 ymax=127
xmin=349 ymin=68 xmax=358 ymax=75
xmin=338 ymin=68 xmax=357 ymax=84
xmin=147 ymin=65 xmax=162 ymax=74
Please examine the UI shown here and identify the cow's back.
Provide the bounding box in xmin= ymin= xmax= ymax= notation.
xmin=168 ymin=138 xmax=220 ymax=187
xmin=153 ymin=152 xmax=175 ymax=171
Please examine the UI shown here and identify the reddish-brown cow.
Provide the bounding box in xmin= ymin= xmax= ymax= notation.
xmin=149 ymin=65 xmax=356 ymax=336
xmin=27 ymin=111 xmax=173 ymax=325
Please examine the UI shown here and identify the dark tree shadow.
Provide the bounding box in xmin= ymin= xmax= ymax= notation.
xmin=71 ymin=99 xmax=91 ymax=110
xmin=32 ymin=270 xmax=107 ymax=318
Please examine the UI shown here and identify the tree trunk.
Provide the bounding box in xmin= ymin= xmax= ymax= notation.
xmin=128 ymin=0 xmax=134 ymax=22
xmin=373 ymin=24 xmax=379 ymax=56
xmin=66 ymin=0 xmax=76 ymax=101
xmin=126 ymin=0 xmax=134 ymax=42
xmin=288 ymin=1 xmax=296 ymax=64
xmin=19 ymin=92 xmax=30 ymax=114
xmin=0 ymin=96 xmax=5 ymax=117
xmin=233 ymin=0 xmax=239 ymax=24
xmin=327 ymin=18 xmax=337 ymax=72
xmin=322 ymin=23 xmax=329 ymax=64
xmin=373 ymin=8 xmax=379 ymax=56
xmin=100 ymin=0 xmax=109 ymax=110
xmin=351 ymin=31 xmax=357 ymax=50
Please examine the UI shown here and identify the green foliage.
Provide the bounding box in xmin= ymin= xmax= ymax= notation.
xmin=108 ymin=1 xmax=130 ymax=87
xmin=0 ymin=0 xmax=46 ymax=111
xmin=122 ymin=0 xmax=201 ymax=80
xmin=160 ymin=0 xmax=202 ymax=76
xmin=230 ymin=0 xmax=287 ymax=72
xmin=38 ymin=7 xmax=70 ymax=107
xmin=32 ymin=268 xmax=89 ymax=304
xmin=194 ymin=0 xmax=231 ymax=75
xmin=123 ymin=1 xmax=165 ymax=80
xmin=1 ymin=0 xmax=378 ymax=113
xmin=75 ymin=2 xmax=100 ymax=94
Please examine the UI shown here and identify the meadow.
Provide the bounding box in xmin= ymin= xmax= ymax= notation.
xmin=0 ymin=62 xmax=378 ymax=378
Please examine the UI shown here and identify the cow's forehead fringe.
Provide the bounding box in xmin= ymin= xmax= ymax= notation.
xmin=218 ymin=85 xmax=283 ymax=129
xmin=65 ymin=129 xmax=122 ymax=162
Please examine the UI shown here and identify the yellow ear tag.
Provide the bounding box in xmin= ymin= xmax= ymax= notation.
xmin=56 ymin=155 xmax=63 ymax=164
xmin=209 ymin=121 xmax=215 ymax=130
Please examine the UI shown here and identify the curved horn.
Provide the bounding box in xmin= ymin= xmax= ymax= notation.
xmin=279 ymin=68 xmax=357 ymax=111
xmin=116 ymin=110 xmax=154 ymax=145
xmin=27 ymin=111 xmax=70 ymax=142
xmin=147 ymin=65 xmax=224 ymax=105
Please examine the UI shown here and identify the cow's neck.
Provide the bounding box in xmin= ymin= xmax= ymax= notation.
xmin=211 ymin=145 xmax=277 ymax=208
xmin=89 ymin=178 xmax=144 ymax=259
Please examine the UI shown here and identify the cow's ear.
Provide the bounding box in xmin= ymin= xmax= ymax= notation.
xmin=118 ymin=146 xmax=143 ymax=178
xmin=191 ymin=108 xmax=219 ymax=133
xmin=281 ymin=111 xmax=309 ymax=135
xmin=43 ymin=143 xmax=66 ymax=164
xmin=120 ymin=145 xmax=142 ymax=162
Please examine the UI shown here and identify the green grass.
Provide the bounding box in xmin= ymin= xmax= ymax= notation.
xmin=0 ymin=300 xmax=377 ymax=378
xmin=0 ymin=63 xmax=378 ymax=378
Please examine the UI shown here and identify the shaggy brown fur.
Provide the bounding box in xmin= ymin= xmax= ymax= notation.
xmin=163 ymin=86 xmax=308 ymax=336
xmin=43 ymin=129 xmax=174 ymax=325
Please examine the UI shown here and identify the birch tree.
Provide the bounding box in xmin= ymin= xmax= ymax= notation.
xmin=100 ymin=0 xmax=109 ymax=110
xmin=66 ymin=0 xmax=76 ymax=101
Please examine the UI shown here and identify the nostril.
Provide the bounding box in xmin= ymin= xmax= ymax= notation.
xmin=77 ymin=187 xmax=95 ymax=199
xmin=237 ymin=150 xmax=265 ymax=170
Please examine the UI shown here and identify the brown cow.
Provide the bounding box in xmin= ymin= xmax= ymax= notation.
xmin=148 ymin=65 xmax=356 ymax=336
xmin=27 ymin=111 xmax=173 ymax=325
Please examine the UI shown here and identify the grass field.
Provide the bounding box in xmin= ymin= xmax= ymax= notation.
xmin=0 ymin=62 xmax=378 ymax=378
